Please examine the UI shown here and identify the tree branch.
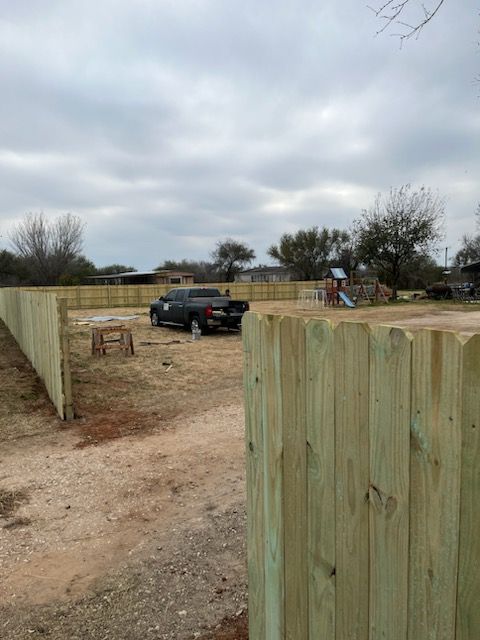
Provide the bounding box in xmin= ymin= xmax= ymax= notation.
xmin=368 ymin=0 xmax=446 ymax=42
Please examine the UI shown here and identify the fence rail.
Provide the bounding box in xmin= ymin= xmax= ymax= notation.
xmin=243 ymin=312 xmax=479 ymax=640
xmin=0 ymin=290 xmax=73 ymax=420
xmin=17 ymin=280 xmax=326 ymax=309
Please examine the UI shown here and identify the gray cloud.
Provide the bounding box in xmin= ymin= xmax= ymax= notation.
xmin=0 ymin=0 xmax=479 ymax=268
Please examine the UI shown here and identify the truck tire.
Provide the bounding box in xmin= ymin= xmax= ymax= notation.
xmin=189 ymin=316 xmax=201 ymax=332
xmin=151 ymin=311 xmax=161 ymax=327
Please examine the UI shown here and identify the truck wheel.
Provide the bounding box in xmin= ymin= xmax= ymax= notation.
xmin=190 ymin=316 xmax=201 ymax=332
xmin=151 ymin=311 xmax=161 ymax=327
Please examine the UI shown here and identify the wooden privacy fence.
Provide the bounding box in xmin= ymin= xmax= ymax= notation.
xmin=0 ymin=290 xmax=73 ymax=420
xmin=243 ymin=312 xmax=480 ymax=640
xmin=19 ymin=280 xmax=326 ymax=309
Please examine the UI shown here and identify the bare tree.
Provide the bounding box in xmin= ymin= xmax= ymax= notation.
xmin=10 ymin=213 xmax=85 ymax=285
xmin=369 ymin=0 xmax=446 ymax=43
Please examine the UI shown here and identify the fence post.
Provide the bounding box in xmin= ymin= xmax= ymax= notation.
xmin=57 ymin=298 xmax=74 ymax=420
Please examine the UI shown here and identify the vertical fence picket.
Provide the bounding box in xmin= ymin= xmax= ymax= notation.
xmin=261 ymin=315 xmax=285 ymax=639
xmin=334 ymin=322 xmax=370 ymax=640
xmin=408 ymin=330 xmax=463 ymax=640
xmin=369 ymin=326 xmax=412 ymax=640
xmin=243 ymin=313 xmax=266 ymax=640
xmin=305 ymin=319 xmax=335 ymax=638
xmin=280 ymin=316 xmax=308 ymax=640
xmin=456 ymin=334 xmax=480 ymax=639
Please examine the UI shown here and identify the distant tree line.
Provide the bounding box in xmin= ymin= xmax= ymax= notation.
xmin=2 ymin=187 xmax=477 ymax=298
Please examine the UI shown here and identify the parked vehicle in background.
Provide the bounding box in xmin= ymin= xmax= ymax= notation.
xmin=425 ymin=282 xmax=452 ymax=300
xmin=149 ymin=287 xmax=249 ymax=333
xmin=426 ymin=282 xmax=480 ymax=300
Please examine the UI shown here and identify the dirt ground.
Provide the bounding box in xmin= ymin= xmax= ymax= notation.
xmin=1 ymin=299 xmax=479 ymax=639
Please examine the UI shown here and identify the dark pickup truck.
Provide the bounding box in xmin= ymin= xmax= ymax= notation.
xmin=150 ymin=287 xmax=249 ymax=333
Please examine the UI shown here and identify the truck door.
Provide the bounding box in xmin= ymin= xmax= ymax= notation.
xmin=159 ymin=289 xmax=177 ymax=322
xmin=171 ymin=288 xmax=188 ymax=323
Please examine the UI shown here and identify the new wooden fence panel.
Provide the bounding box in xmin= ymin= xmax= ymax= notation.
xmin=0 ymin=290 xmax=72 ymax=419
xmin=369 ymin=326 xmax=411 ymax=640
xmin=456 ymin=334 xmax=480 ymax=639
xmin=305 ymin=319 xmax=335 ymax=639
xmin=244 ymin=314 xmax=480 ymax=640
xmin=243 ymin=316 xmax=479 ymax=640
xmin=408 ymin=330 xmax=463 ymax=640
xmin=334 ymin=322 xmax=370 ymax=640
xmin=19 ymin=280 xmax=328 ymax=309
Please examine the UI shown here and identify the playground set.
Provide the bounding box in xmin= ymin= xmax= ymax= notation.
xmin=297 ymin=268 xmax=389 ymax=309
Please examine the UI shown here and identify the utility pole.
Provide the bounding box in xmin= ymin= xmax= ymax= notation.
xmin=443 ymin=246 xmax=451 ymax=285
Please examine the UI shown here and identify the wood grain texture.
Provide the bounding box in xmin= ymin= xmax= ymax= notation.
xmin=369 ymin=325 xmax=412 ymax=640
xmin=408 ymin=330 xmax=463 ymax=640
xmin=280 ymin=316 xmax=308 ymax=640
xmin=456 ymin=334 xmax=480 ymax=640
xmin=243 ymin=312 xmax=266 ymax=640
xmin=305 ymin=319 xmax=335 ymax=639
xmin=334 ymin=322 xmax=370 ymax=640
xmin=261 ymin=314 xmax=285 ymax=639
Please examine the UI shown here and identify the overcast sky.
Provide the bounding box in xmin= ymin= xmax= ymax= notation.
xmin=0 ymin=1 xmax=478 ymax=270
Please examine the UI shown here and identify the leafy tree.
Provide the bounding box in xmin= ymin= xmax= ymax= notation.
xmin=268 ymin=226 xmax=352 ymax=280
xmin=96 ymin=264 xmax=137 ymax=275
xmin=354 ymin=185 xmax=444 ymax=299
xmin=58 ymin=256 xmax=97 ymax=285
xmin=380 ymin=253 xmax=443 ymax=289
xmin=452 ymin=204 xmax=480 ymax=266
xmin=454 ymin=234 xmax=480 ymax=266
xmin=157 ymin=259 xmax=220 ymax=283
xmin=331 ymin=230 xmax=360 ymax=275
xmin=0 ymin=249 xmax=28 ymax=285
xmin=211 ymin=239 xmax=256 ymax=282
xmin=9 ymin=212 xmax=85 ymax=285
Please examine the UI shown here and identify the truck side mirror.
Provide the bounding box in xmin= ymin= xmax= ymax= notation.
xmin=159 ymin=296 xmax=164 ymax=301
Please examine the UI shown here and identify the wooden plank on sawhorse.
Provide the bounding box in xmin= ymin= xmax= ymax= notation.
xmin=91 ymin=325 xmax=134 ymax=357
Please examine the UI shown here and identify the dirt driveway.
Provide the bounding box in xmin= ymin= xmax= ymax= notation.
xmin=1 ymin=299 xmax=478 ymax=639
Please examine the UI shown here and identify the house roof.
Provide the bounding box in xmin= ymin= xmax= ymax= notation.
xmin=325 ymin=267 xmax=348 ymax=280
xmin=239 ymin=266 xmax=290 ymax=274
xmin=461 ymin=261 xmax=480 ymax=273
xmin=87 ymin=270 xmax=194 ymax=280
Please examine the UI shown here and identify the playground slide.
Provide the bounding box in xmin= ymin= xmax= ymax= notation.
xmin=339 ymin=291 xmax=356 ymax=308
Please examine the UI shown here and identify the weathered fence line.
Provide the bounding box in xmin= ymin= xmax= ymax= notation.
xmin=17 ymin=280 xmax=326 ymax=309
xmin=0 ymin=290 xmax=73 ymax=420
xmin=243 ymin=312 xmax=479 ymax=640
